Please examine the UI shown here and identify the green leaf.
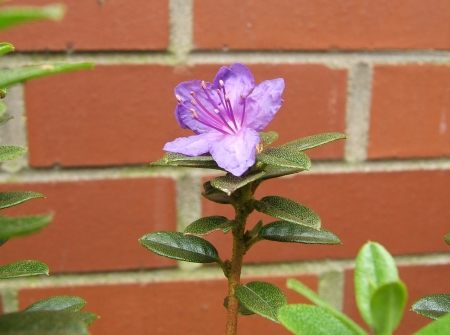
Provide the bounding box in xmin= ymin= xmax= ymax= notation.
xmin=444 ymin=232 xmax=450 ymax=246
xmin=278 ymin=304 xmax=361 ymax=335
xmin=0 ymin=311 xmax=88 ymax=334
xmin=413 ymin=312 xmax=450 ymax=335
xmin=235 ymin=281 xmax=287 ymax=323
xmin=259 ymin=221 xmax=340 ymax=245
xmin=0 ymin=63 xmax=94 ymax=88
xmin=280 ymin=132 xmax=347 ymax=151
xmin=286 ymin=279 xmax=368 ymax=335
xmin=139 ymin=231 xmax=220 ymax=263
xmin=0 ymin=191 xmax=45 ymax=210
xmin=184 ymin=216 xmax=234 ymax=236
xmin=210 ymin=171 xmax=266 ymax=195
xmin=223 ymin=297 xmax=255 ymax=316
xmin=412 ymin=294 xmax=450 ymax=320
xmin=0 ymin=238 xmax=8 ymax=247
xmin=247 ymin=220 xmax=263 ymax=237
xmin=0 ymin=112 xmax=13 ymax=126
xmin=0 ymin=5 xmax=65 ymax=32
xmin=24 ymin=296 xmax=86 ymax=313
xmin=0 ymin=214 xmax=52 ymax=239
xmin=76 ymin=312 xmax=99 ymax=326
xmin=370 ymin=281 xmax=407 ymax=335
xmin=0 ymin=101 xmax=6 ymax=116
xmin=0 ymin=260 xmax=48 ymax=279
xmin=259 ymin=131 xmax=279 ymax=147
xmin=257 ymin=147 xmax=311 ymax=170
xmin=0 ymin=145 xmax=27 ymax=162
xmin=202 ymin=181 xmax=232 ymax=204
xmin=254 ymin=196 xmax=321 ymax=230
xmin=151 ymin=152 xmax=223 ymax=170
xmin=261 ymin=165 xmax=304 ymax=180
xmin=355 ymin=242 xmax=399 ymax=328
xmin=0 ymin=42 xmax=14 ymax=56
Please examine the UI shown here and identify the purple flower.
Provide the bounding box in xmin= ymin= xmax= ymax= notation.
xmin=163 ymin=63 xmax=284 ymax=176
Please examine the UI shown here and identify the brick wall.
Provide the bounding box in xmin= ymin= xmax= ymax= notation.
xmin=0 ymin=1 xmax=449 ymax=334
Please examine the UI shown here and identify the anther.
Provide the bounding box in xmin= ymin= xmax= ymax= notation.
xmin=176 ymin=94 xmax=182 ymax=103
xmin=190 ymin=100 xmax=196 ymax=106
xmin=240 ymin=94 xmax=245 ymax=99
xmin=189 ymin=108 xmax=198 ymax=119
xmin=219 ymin=80 xmax=225 ymax=87
xmin=214 ymin=109 xmax=220 ymax=114
xmin=201 ymin=81 xmax=207 ymax=89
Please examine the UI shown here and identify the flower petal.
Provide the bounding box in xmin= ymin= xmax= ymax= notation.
xmin=163 ymin=132 xmax=224 ymax=157
xmin=210 ymin=127 xmax=261 ymax=176
xmin=243 ymin=78 xmax=285 ymax=131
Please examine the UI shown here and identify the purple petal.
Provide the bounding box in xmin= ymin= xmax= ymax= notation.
xmin=163 ymin=132 xmax=224 ymax=156
xmin=210 ymin=127 xmax=260 ymax=176
xmin=243 ymin=78 xmax=284 ymax=131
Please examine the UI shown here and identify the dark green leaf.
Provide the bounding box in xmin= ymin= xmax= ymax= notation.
xmin=0 ymin=63 xmax=94 ymax=88
xmin=278 ymin=304 xmax=362 ymax=335
xmin=0 ymin=214 xmax=52 ymax=239
xmin=257 ymin=147 xmax=311 ymax=170
xmin=444 ymin=232 xmax=450 ymax=246
xmin=139 ymin=231 xmax=220 ymax=263
xmin=0 ymin=191 xmax=44 ymax=210
xmin=0 ymin=311 xmax=88 ymax=334
xmin=210 ymin=171 xmax=266 ymax=195
xmin=24 ymin=296 xmax=86 ymax=313
xmin=202 ymin=181 xmax=232 ymax=204
xmin=259 ymin=131 xmax=279 ymax=147
xmin=355 ymin=242 xmax=399 ymax=328
xmin=0 ymin=238 xmax=8 ymax=246
xmin=412 ymin=294 xmax=450 ymax=320
xmin=280 ymin=132 xmax=346 ymax=151
xmin=223 ymin=297 xmax=254 ymax=316
xmin=76 ymin=312 xmax=99 ymax=326
xmin=151 ymin=152 xmax=223 ymax=170
xmin=0 ymin=43 xmax=14 ymax=56
xmin=261 ymin=165 xmax=303 ymax=180
xmin=370 ymin=281 xmax=407 ymax=335
xmin=235 ymin=281 xmax=287 ymax=322
xmin=0 ymin=5 xmax=65 ymax=31
xmin=254 ymin=196 xmax=321 ymax=230
xmin=184 ymin=216 xmax=234 ymax=236
xmin=259 ymin=221 xmax=340 ymax=245
xmin=0 ymin=260 xmax=48 ymax=279
xmin=412 ymin=312 xmax=450 ymax=335
xmin=0 ymin=145 xmax=27 ymax=162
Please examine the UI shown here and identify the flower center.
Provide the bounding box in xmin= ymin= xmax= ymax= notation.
xmin=176 ymin=80 xmax=247 ymax=135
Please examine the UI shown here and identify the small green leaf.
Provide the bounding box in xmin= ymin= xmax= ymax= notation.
xmin=223 ymin=297 xmax=255 ymax=316
xmin=202 ymin=181 xmax=232 ymax=204
xmin=257 ymin=147 xmax=311 ymax=170
xmin=0 ymin=214 xmax=52 ymax=239
xmin=412 ymin=294 xmax=450 ymax=320
xmin=0 ymin=63 xmax=94 ymax=88
xmin=139 ymin=231 xmax=220 ymax=263
xmin=24 ymin=296 xmax=86 ymax=313
xmin=151 ymin=152 xmax=223 ymax=170
xmin=261 ymin=165 xmax=304 ymax=180
xmin=254 ymin=196 xmax=321 ymax=230
xmin=413 ymin=311 xmax=450 ymax=335
xmin=259 ymin=131 xmax=279 ymax=147
xmin=0 ymin=5 xmax=65 ymax=31
xmin=370 ymin=281 xmax=407 ymax=335
xmin=0 ymin=145 xmax=27 ymax=162
xmin=259 ymin=221 xmax=340 ymax=245
xmin=247 ymin=220 xmax=263 ymax=237
xmin=0 ymin=311 xmax=88 ymax=334
xmin=0 ymin=238 xmax=8 ymax=247
xmin=278 ymin=304 xmax=361 ymax=335
xmin=184 ymin=216 xmax=234 ymax=236
xmin=355 ymin=242 xmax=399 ymax=328
xmin=76 ymin=311 xmax=99 ymax=326
xmin=210 ymin=171 xmax=266 ymax=195
xmin=444 ymin=232 xmax=450 ymax=246
xmin=280 ymin=132 xmax=347 ymax=151
xmin=0 ymin=101 xmax=6 ymax=115
xmin=0 ymin=112 xmax=13 ymax=126
xmin=235 ymin=281 xmax=287 ymax=323
xmin=0 ymin=43 xmax=14 ymax=56
xmin=0 ymin=191 xmax=45 ymax=210
xmin=0 ymin=260 xmax=48 ymax=279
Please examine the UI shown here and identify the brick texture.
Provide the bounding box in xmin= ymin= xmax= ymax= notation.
xmin=344 ymin=264 xmax=450 ymax=334
xmin=18 ymin=275 xmax=317 ymax=335
xmin=194 ymin=0 xmax=450 ymax=50
xmin=25 ymin=64 xmax=346 ymax=168
xmin=369 ymin=65 xmax=450 ymax=159
xmin=203 ymin=170 xmax=450 ymax=263
xmin=0 ymin=178 xmax=176 ymax=272
xmin=0 ymin=0 xmax=168 ymax=51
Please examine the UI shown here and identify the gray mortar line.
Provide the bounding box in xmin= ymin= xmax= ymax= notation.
xmin=344 ymin=63 xmax=373 ymax=163
xmin=0 ymin=288 xmax=19 ymax=313
xmin=318 ymin=270 xmax=345 ymax=311
xmin=168 ymin=0 xmax=193 ymax=62
xmin=0 ymin=252 xmax=448 ymax=290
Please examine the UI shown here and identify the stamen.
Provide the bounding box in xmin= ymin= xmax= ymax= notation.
xmin=225 ymin=94 xmax=238 ymax=129
xmin=240 ymin=94 xmax=247 ymax=127
xmin=176 ymin=94 xmax=182 ymax=103
xmin=189 ymin=108 xmax=198 ymax=119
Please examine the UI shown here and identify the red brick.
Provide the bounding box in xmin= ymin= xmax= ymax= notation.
xmin=344 ymin=264 xmax=450 ymax=334
xmin=369 ymin=65 xmax=450 ymax=159
xmin=194 ymin=0 xmax=450 ymax=50
xmin=203 ymin=170 xmax=450 ymax=263
xmin=18 ymin=274 xmax=317 ymax=335
xmin=0 ymin=178 xmax=176 ymax=272
xmin=25 ymin=64 xmax=346 ymax=168
xmin=0 ymin=0 xmax=168 ymax=51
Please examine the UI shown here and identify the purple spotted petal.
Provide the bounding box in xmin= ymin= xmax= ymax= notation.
xmin=210 ymin=127 xmax=261 ymax=176
xmin=243 ymin=78 xmax=285 ymax=131
xmin=163 ymin=132 xmax=224 ymax=156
